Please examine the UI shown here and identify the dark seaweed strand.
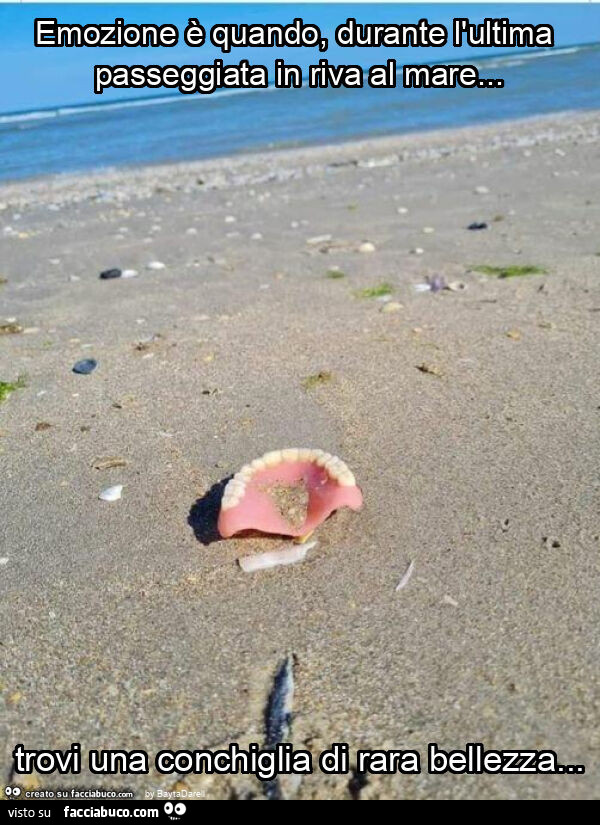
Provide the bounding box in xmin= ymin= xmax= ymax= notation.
xmin=263 ymin=655 xmax=294 ymax=800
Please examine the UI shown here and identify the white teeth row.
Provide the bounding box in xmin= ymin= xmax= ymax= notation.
xmin=220 ymin=448 xmax=357 ymax=510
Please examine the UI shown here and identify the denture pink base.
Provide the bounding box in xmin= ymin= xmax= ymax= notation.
xmin=218 ymin=461 xmax=363 ymax=539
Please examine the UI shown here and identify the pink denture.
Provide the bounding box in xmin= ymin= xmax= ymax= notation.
xmin=217 ymin=449 xmax=363 ymax=539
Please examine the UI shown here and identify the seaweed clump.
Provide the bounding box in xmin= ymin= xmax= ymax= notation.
xmin=472 ymin=264 xmax=547 ymax=279
xmin=0 ymin=376 xmax=26 ymax=404
xmin=354 ymin=282 xmax=394 ymax=298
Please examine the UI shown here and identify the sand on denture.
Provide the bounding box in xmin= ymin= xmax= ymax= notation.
xmin=263 ymin=481 xmax=309 ymax=529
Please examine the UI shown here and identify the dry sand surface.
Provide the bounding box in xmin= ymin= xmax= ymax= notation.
xmin=1 ymin=111 xmax=599 ymax=800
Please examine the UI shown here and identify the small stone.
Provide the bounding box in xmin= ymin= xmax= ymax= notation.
xmin=224 ymin=215 xmax=236 ymax=223
xmin=121 ymin=269 xmax=138 ymax=279
xmin=251 ymin=232 xmax=263 ymax=240
xmin=411 ymin=247 xmax=425 ymax=255
xmin=468 ymin=222 xmax=488 ymax=231
xmin=35 ymin=422 xmax=52 ymax=431
xmin=422 ymin=226 xmax=435 ymax=234
xmin=99 ymin=268 xmax=122 ymax=280
xmin=186 ymin=227 xmax=198 ymax=235
xmin=506 ymin=329 xmax=521 ymax=340
xmin=397 ymin=207 xmax=409 ymax=214
xmin=358 ymin=241 xmax=376 ymax=253
xmin=146 ymin=261 xmax=165 ymax=270
xmin=22 ymin=327 xmax=40 ymax=334
xmin=443 ymin=595 xmax=459 ymax=607
xmin=99 ymin=484 xmax=123 ymax=502
xmin=72 ymin=358 xmax=97 ymax=375
xmin=474 ymin=186 xmax=490 ymax=195
xmin=446 ymin=281 xmax=467 ymax=292
xmin=380 ymin=301 xmax=403 ymax=313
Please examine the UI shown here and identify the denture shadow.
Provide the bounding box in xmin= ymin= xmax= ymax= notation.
xmin=188 ymin=476 xmax=231 ymax=546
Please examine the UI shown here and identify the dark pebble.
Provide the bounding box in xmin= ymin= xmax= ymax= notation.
xmin=99 ymin=268 xmax=122 ymax=280
xmin=467 ymin=222 xmax=488 ymax=231
xmin=73 ymin=358 xmax=98 ymax=375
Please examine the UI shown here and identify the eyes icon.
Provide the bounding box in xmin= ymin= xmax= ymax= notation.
xmin=164 ymin=802 xmax=186 ymax=819
xmin=5 ymin=786 xmax=22 ymax=797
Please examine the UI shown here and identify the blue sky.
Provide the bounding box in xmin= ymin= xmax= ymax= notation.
xmin=0 ymin=3 xmax=598 ymax=113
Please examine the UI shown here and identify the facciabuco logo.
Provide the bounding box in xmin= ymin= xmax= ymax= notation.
xmin=164 ymin=802 xmax=187 ymax=819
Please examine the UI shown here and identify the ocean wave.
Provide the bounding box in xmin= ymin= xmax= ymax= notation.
xmin=476 ymin=44 xmax=584 ymax=70
xmin=0 ymin=42 xmax=595 ymax=126
xmin=0 ymin=85 xmax=274 ymax=125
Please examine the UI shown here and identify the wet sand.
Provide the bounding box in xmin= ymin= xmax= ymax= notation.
xmin=1 ymin=111 xmax=599 ymax=800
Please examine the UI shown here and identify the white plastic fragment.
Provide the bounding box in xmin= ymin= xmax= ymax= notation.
xmin=238 ymin=541 xmax=317 ymax=573
xmin=121 ymin=269 xmax=139 ymax=279
xmin=99 ymin=484 xmax=123 ymax=502
xmin=395 ymin=560 xmax=415 ymax=592
xmin=146 ymin=261 xmax=165 ymax=271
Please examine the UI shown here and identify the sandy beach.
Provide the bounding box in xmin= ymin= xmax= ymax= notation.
xmin=1 ymin=110 xmax=599 ymax=800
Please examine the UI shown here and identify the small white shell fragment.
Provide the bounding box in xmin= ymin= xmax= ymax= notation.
xmin=395 ymin=561 xmax=414 ymax=592
xmin=411 ymin=247 xmax=425 ymax=255
xmin=99 ymin=484 xmax=123 ymax=502
xmin=443 ymin=594 xmax=459 ymax=607
xmin=0 ymin=557 xmax=8 ymax=566
xmin=306 ymin=234 xmax=331 ymax=245
xmin=358 ymin=241 xmax=376 ymax=253
xmin=238 ymin=541 xmax=317 ymax=573
xmin=121 ymin=269 xmax=139 ymax=279
xmin=146 ymin=261 xmax=165 ymax=271
xmin=474 ymin=185 xmax=490 ymax=195
xmin=224 ymin=215 xmax=236 ymax=223
xmin=422 ymin=226 xmax=435 ymax=234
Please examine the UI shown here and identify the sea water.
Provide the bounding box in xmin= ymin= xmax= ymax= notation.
xmin=0 ymin=43 xmax=598 ymax=182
